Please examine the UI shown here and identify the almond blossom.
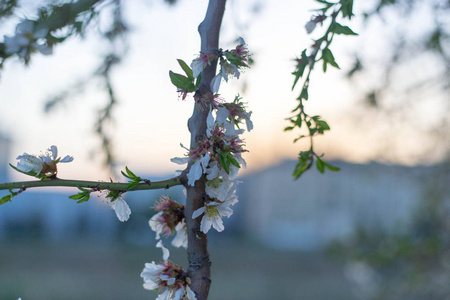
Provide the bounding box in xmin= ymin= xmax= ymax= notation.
xmin=149 ymin=195 xmax=187 ymax=248
xmin=15 ymin=145 xmax=73 ymax=178
xmin=209 ymin=37 xmax=249 ymax=94
xmin=192 ymin=199 xmax=234 ymax=233
xmin=141 ymin=242 xmax=196 ymax=300
xmin=190 ymin=53 xmax=215 ymax=78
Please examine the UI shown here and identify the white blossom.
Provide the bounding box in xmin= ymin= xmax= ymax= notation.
xmin=190 ymin=53 xmax=211 ymax=78
xmin=156 ymin=240 xmax=170 ymax=261
xmin=141 ymin=261 xmax=166 ymax=290
xmin=210 ymin=73 xmax=222 ymax=94
xmin=192 ymin=200 xmax=234 ymax=233
xmin=205 ymin=161 xmax=220 ymax=181
xmin=215 ymin=107 xmax=230 ymax=125
xmin=140 ymin=244 xmax=197 ymax=300
xmin=16 ymin=153 xmax=44 ymax=174
xmin=187 ymin=153 xmax=210 ymax=186
xmin=111 ymin=197 xmax=131 ymax=222
xmin=223 ymin=120 xmax=244 ymax=138
xmin=15 ymin=145 xmax=73 ymax=177
xmin=221 ymin=62 xmax=240 ymax=82
xmin=149 ymin=211 xmax=165 ymax=239
xmin=171 ymin=220 xmax=188 ymax=248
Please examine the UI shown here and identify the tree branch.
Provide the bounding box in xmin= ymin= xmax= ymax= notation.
xmin=0 ymin=176 xmax=182 ymax=192
xmin=185 ymin=1 xmax=226 ymax=299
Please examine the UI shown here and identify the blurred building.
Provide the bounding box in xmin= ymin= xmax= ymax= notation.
xmin=238 ymin=160 xmax=435 ymax=250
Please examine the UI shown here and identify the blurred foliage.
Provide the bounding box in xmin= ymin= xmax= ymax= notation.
xmin=287 ymin=0 xmax=357 ymax=178
xmin=327 ymin=163 xmax=450 ymax=299
xmin=0 ymin=0 xmax=129 ymax=174
xmin=349 ymin=0 xmax=450 ymax=136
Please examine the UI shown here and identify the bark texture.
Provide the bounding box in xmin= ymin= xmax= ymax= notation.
xmin=185 ymin=1 xmax=226 ymax=300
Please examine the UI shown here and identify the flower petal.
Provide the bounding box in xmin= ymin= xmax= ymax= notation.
xmin=60 ymin=155 xmax=74 ymax=163
xmin=171 ymin=157 xmax=190 ymax=165
xmin=186 ymin=286 xmax=197 ymax=300
xmin=187 ymin=159 xmax=203 ymax=186
xmin=112 ymin=198 xmax=131 ymax=222
xmin=156 ymin=240 xmax=170 ymax=261
xmin=216 ymin=107 xmax=230 ymax=125
xmin=192 ymin=206 xmax=206 ymax=219
xmin=210 ymin=73 xmax=222 ymax=94
xmin=49 ymin=145 xmax=58 ymax=160
xmin=211 ymin=215 xmax=225 ymax=232
xmin=172 ymin=220 xmax=188 ymax=248
xmin=199 ymin=215 xmax=213 ymax=233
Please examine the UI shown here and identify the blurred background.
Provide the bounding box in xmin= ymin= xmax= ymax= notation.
xmin=0 ymin=0 xmax=449 ymax=299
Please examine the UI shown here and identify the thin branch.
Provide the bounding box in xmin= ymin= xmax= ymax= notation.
xmin=0 ymin=176 xmax=182 ymax=192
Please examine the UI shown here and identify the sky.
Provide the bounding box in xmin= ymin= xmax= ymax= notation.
xmin=0 ymin=0 xmax=445 ymax=182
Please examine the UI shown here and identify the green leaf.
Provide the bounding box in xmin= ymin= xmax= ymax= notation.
xmin=69 ymin=193 xmax=84 ymax=200
xmin=76 ymin=196 xmax=90 ymax=204
xmin=195 ymin=73 xmax=202 ymax=88
xmin=331 ymin=23 xmax=358 ymax=35
xmin=316 ymin=158 xmax=325 ymax=173
xmin=284 ymin=126 xmax=295 ymax=132
xmin=69 ymin=187 xmax=91 ymax=203
xmin=121 ymin=170 xmax=130 ymax=179
xmin=340 ymin=0 xmax=354 ymax=19
xmin=293 ymin=151 xmax=313 ymax=179
xmin=169 ymin=71 xmax=196 ymax=91
xmin=293 ymin=116 xmax=303 ymax=127
xmin=223 ymin=52 xmax=247 ymax=67
xmin=177 ymin=59 xmax=194 ymax=79
xmin=228 ymin=153 xmax=241 ymax=169
xmin=9 ymin=163 xmax=38 ymax=178
xmin=125 ymin=166 xmax=137 ymax=178
xmin=316 ymin=119 xmax=331 ymax=133
xmin=322 ymin=48 xmax=340 ymax=71
xmin=323 ymin=160 xmax=340 ymax=172
xmin=127 ymin=182 xmax=139 ymax=190
xmin=0 ymin=194 xmax=13 ymax=205
xmin=293 ymin=135 xmax=306 ymax=143
xmin=218 ymin=152 xmax=230 ymax=174
xmin=297 ymin=86 xmax=309 ymax=101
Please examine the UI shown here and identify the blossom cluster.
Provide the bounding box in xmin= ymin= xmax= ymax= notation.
xmin=3 ymin=20 xmax=52 ymax=62
xmin=141 ymin=241 xmax=196 ymax=300
xmin=170 ymin=39 xmax=252 ymax=233
xmin=191 ymin=37 xmax=250 ymax=94
xmin=150 ymin=195 xmax=187 ymax=248
xmin=15 ymin=145 xmax=73 ymax=179
xmin=171 ymin=99 xmax=251 ymax=232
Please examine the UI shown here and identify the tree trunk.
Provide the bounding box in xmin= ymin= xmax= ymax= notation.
xmin=185 ymin=1 xmax=226 ymax=299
